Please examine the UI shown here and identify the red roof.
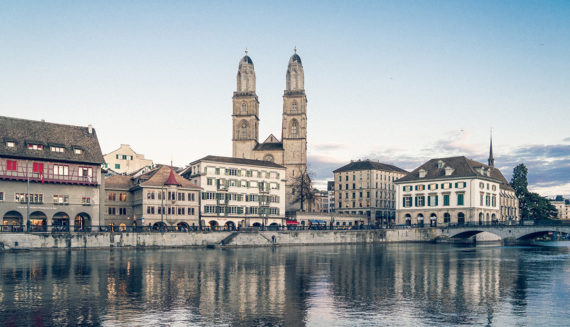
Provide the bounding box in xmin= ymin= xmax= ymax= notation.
xmin=164 ymin=166 xmax=180 ymax=186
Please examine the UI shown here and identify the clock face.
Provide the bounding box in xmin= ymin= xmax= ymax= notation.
xmin=264 ymin=155 xmax=274 ymax=163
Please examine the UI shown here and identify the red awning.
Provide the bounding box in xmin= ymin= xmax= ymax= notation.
xmin=286 ymin=220 xmax=299 ymax=225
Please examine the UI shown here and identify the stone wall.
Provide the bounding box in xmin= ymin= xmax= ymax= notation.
xmin=0 ymin=228 xmax=438 ymax=251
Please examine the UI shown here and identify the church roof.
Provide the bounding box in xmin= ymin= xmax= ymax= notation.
xmin=334 ymin=160 xmax=408 ymax=174
xmin=254 ymin=142 xmax=284 ymax=151
xmin=241 ymin=55 xmax=253 ymax=65
xmin=289 ymin=53 xmax=302 ymax=64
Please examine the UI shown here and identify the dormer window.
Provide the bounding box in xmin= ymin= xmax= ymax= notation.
xmin=437 ymin=160 xmax=444 ymax=169
xmin=418 ymin=169 xmax=427 ymax=178
xmin=51 ymin=146 xmax=65 ymax=153
xmin=74 ymin=148 xmax=83 ymax=154
xmin=28 ymin=144 xmax=43 ymax=151
xmin=445 ymin=167 xmax=454 ymax=176
xmin=6 ymin=141 xmax=15 ymax=148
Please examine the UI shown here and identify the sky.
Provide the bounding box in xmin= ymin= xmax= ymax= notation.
xmin=1 ymin=1 xmax=569 ymax=196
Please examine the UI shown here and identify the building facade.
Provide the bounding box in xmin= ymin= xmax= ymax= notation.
xmin=308 ymin=189 xmax=328 ymax=213
xmin=103 ymin=165 xmax=200 ymax=229
xmin=231 ymin=49 xmax=307 ymax=214
xmin=182 ymin=155 xmax=286 ymax=229
xmin=103 ymin=144 xmax=153 ymax=174
xmin=551 ymin=196 xmax=570 ymax=220
xmin=333 ymin=160 xmax=408 ymax=226
xmin=395 ymin=156 xmax=504 ymax=226
xmin=0 ymin=116 xmax=104 ymax=231
xmin=327 ymin=181 xmax=335 ymax=213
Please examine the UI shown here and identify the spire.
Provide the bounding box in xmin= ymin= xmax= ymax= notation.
xmin=164 ymin=162 xmax=180 ymax=186
xmin=237 ymin=49 xmax=256 ymax=93
xmin=488 ymin=128 xmax=494 ymax=168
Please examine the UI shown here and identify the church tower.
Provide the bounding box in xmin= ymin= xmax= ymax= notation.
xmin=282 ymin=48 xmax=308 ymax=210
xmin=232 ymin=50 xmax=259 ymax=159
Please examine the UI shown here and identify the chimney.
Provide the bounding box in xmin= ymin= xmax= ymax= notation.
xmin=88 ymin=124 xmax=93 ymax=134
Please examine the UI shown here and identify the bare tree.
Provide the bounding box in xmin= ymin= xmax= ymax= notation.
xmin=291 ymin=167 xmax=316 ymax=212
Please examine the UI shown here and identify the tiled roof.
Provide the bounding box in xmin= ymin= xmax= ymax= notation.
xmin=192 ymin=155 xmax=285 ymax=169
xmin=395 ymin=156 xmax=505 ymax=184
xmin=0 ymin=116 xmax=104 ymax=164
xmin=333 ymin=160 xmax=408 ymax=174
xmin=138 ymin=165 xmax=200 ymax=189
xmin=104 ymin=175 xmax=134 ymax=190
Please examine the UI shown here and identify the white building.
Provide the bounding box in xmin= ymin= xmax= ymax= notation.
xmin=103 ymin=144 xmax=153 ymax=174
xmin=395 ymin=156 xmax=503 ymax=226
xmin=181 ymin=155 xmax=286 ymax=229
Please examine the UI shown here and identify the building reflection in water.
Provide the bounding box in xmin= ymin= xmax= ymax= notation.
xmin=0 ymin=244 xmax=567 ymax=326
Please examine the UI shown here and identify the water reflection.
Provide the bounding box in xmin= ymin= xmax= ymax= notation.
xmin=0 ymin=244 xmax=568 ymax=326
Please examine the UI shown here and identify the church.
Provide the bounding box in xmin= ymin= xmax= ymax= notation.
xmin=231 ymin=49 xmax=307 ymax=213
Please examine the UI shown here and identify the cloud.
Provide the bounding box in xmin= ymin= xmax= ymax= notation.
xmin=311 ymin=143 xmax=347 ymax=152
xmin=564 ymin=137 xmax=570 ymax=142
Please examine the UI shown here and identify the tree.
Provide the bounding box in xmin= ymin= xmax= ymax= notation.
xmin=291 ymin=168 xmax=316 ymax=212
xmin=510 ymin=163 xmax=558 ymax=220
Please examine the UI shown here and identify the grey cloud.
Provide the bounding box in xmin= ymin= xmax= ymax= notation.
xmin=312 ymin=143 xmax=346 ymax=151
xmin=564 ymin=137 xmax=570 ymax=142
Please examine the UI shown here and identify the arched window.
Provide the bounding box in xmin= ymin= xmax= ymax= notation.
xmin=264 ymin=154 xmax=274 ymax=162
xmin=240 ymin=121 xmax=248 ymax=139
xmin=291 ymin=101 xmax=297 ymax=113
xmin=291 ymin=119 xmax=298 ymax=136
xmin=241 ymin=102 xmax=247 ymax=114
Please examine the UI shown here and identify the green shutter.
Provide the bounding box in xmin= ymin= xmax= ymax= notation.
xmin=427 ymin=196 xmax=431 ymax=206
xmin=435 ymin=196 xmax=439 ymax=206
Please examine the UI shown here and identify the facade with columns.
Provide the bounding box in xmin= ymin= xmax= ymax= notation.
xmin=232 ymin=50 xmax=307 ymax=215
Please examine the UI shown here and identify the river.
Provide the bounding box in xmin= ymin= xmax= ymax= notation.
xmin=1 ymin=243 xmax=569 ymax=326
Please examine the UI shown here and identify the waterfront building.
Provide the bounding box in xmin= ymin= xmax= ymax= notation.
xmin=231 ymin=49 xmax=307 ymax=214
xmin=551 ymin=196 xmax=569 ymax=220
xmin=0 ymin=116 xmax=104 ymax=230
xmin=327 ymin=181 xmax=335 ymax=213
xmin=333 ymin=160 xmax=408 ymax=226
xmin=104 ymin=164 xmax=200 ymax=229
xmin=395 ymin=156 xmax=504 ymax=226
xmin=103 ymin=144 xmax=153 ymax=174
xmin=181 ymin=155 xmax=286 ymax=229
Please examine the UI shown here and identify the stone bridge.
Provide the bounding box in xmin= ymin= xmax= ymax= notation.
xmin=436 ymin=224 xmax=570 ymax=241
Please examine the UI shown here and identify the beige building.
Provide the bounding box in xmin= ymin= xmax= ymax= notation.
xmin=103 ymin=144 xmax=152 ymax=174
xmin=181 ymin=155 xmax=286 ymax=229
xmin=231 ymin=49 xmax=307 ymax=215
xmin=308 ymin=189 xmax=328 ymax=213
xmin=551 ymin=197 xmax=570 ymax=220
xmin=334 ymin=160 xmax=408 ymax=226
xmin=104 ymin=165 xmax=200 ymax=229
xmin=395 ymin=156 xmax=510 ymax=226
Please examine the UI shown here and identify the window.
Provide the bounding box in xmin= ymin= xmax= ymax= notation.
xmin=53 ymin=165 xmax=69 ymax=176
xmin=108 ymin=207 xmax=116 ymax=215
xmin=443 ymin=194 xmax=450 ymax=206
xmin=33 ymin=162 xmax=44 ymax=173
xmin=53 ymin=195 xmax=68 ymax=205
xmin=241 ymin=102 xmax=247 ymax=113
xmin=82 ymin=197 xmax=91 ymax=205
xmin=428 ymin=195 xmax=438 ymax=206
xmin=122 ymin=155 xmax=127 ymax=160
xmin=119 ymin=193 xmax=127 ymax=202
xmin=108 ymin=192 xmax=116 ymax=201
xmin=415 ymin=196 xmax=425 ymax=207
xmin=415 ymin=185 xmax=425 ymax=191
xmin=403 ymin=196 xmax=412 ymax=207
xmin=147 ymin=206 xmax=155 ymax=214
xmin=27 ymin=144 xmax=43 ymax=151
xmin=455 ymin=182 xmax=467 ymax=189
xmin=291 ymin=101 xmax=297 ymax=113
xmin=6 ymin=160 xmax=17 ymax=171
xmin=115 ymin=164 xmax=120 ymax=169
xmin=427 ymin=183 xmax=438 ymax=190
xmin=16 ymin=193 xmax=43 ymax=204
xmin=441 ymin=183 xmax=452 ymax=190
xmin=492 ymin=195 xmax=497 ymax=207
xmin=264 ymin=154 xmax=274 ymax=162
xmin=50 ymin=146 xmax=65 ymax=153
xmin=291 ymin=120 xmax=298 ymax=136
xmin=6 ymin=141 xmax=15 ymax=148
xmin=178 ymin=193 xmax=185 ymax=201
xmin=147 ymin=191 xmax=155 ymax=200
xmin=403 ymin=185 xmax=413 ymax=192
xmin=78 ymin=167 xmax=93 ymax=178
xmin=457 ymin=193 xmax=464 ymax=206
xmin=0 ymin=192 xmax=3 ymax=201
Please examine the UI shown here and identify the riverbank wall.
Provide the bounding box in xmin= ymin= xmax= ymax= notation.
xmin=0 ymin=228 xmax=439 ymax=251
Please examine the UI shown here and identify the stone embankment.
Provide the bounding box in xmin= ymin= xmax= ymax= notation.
xmin=0 ymin=228 xmax=439 ymax=251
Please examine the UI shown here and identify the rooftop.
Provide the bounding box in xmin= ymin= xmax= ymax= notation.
xmin=333 ymin=160 xmax=408 ymax=174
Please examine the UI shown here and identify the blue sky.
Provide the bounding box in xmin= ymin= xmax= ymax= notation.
xmin=1 ymin=1 xmax=569 ymax=195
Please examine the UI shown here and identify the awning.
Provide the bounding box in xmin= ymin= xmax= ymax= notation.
xmin=286 ymin=220 xmax=299 ymax=225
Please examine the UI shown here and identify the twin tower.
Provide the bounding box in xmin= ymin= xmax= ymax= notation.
xmin=231 ymin=50 xmax=307 ymax=209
